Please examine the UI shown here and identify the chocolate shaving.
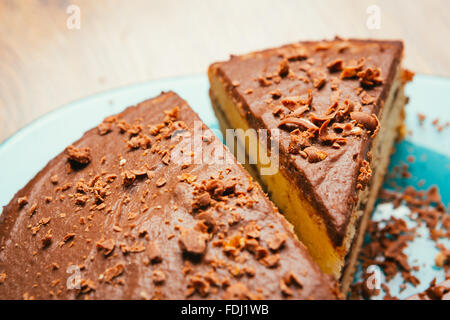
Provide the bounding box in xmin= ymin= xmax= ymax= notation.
xmin=269 ymin=89 xmax=282 ymax=99
xmin=122 ymin=170 xmax=136 ymax=187
xmin=96 ymin=239 xmax=115 ymax=256
xmin=290 ymin=106 xmax=309 ymax=118
xmin=187 ymin=273 xmax=211 ymax=297
xmin=100 ymin=263 xmax=124 ymax=283
xmin=18 ymin=196 xmax=28 ymax=207
xmin=156 ymin=177 xmax=167 ymax=187
xmin=307 ymin=68 xmax=326 ymax=89
xmin=41 ymin=230 xmax=52 ymax=248
xmin=0 ymin=273 xmax=7 ymax=284
xmin=410 ymin=278 xmax=450 ymax=300
xmin=302 ymin=146 xmax=327 ymax=163
xmin=267 ymin=232 xmax=287 ymax=251
xmin=128 ymin=134 xmax=152 ymax=150
xmin=288 ymin=130 xmax=314 ymax=154
xmin=281 ymin=90 xmax=312 ymax=108
xmin=127 ymin=124 xmax=142 ymax=136
xmin=278 ymin=117 xmax=318 ymax=131
xmin=278 ymin=59 xmax=290 ymax=77
xmin=357 ymin=67 xmax=383 ymax=87
xmin=244 ymin=222 xmax=260 ymax=239
xmin=280 ymin=271 xmax=303 ymax=296
xmin=327 ymin=59 xmax=344 ymax=72
xmin=257 ymin=76 xmax=272 ymax=87
xmin=340 ymin=58 xmax=365 ymax=79
xmin=356 ymin=160 xmax=372 ymax=190
xmin=360 ymin=91 xmax=376 ymax=105
xmin=148 ymin=241 xmax=162 ymax=263
xmin=318 ymin=119 xmax=344 ymax=145
xmin=66 ymin=145 xmax=91 ymax=166
xmin=97 ymin=122 xmax=112 ymax=135
xmin=79 ymin=279 xmax=96 ymax=294
xmin=179 ymin=228 xmax=208 ymax=255
xmin=282 ymin=46 xmax=308 ymax=62
xmin=260 ymin=253 xmax=280 ymax=268
xmin=350 ymin=112 xmax=379 ymax=132
xmin=222 ymin=282 xmax=257 ymax=300
xmin=152 ymin=270 xmax=166 ymax=284
xmin=192 ymin=192 xmax=211 ymax=210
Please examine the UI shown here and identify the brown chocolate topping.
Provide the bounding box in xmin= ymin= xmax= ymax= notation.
xmin=66 ymin=145 xmax=91 ymax=166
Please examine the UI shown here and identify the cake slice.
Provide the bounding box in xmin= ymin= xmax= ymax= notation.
xmin=208 ymin=38 xmax=413 ymax=292
xmin=0 ymin=91 xmax=339 ymax=299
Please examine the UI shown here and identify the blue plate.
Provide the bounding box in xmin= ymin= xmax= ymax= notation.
xmin=0 ymin=74 xmax=449 ymax=299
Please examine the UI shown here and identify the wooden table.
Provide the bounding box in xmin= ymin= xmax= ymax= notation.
xmin=1 ymin=0 xmax=449 ymax=143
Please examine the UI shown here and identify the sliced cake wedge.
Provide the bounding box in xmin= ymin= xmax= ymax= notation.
xmin=0 ymin=91 xmax=339 ymax=299
xmin=208 ymin=38 xmax=413 ymax=292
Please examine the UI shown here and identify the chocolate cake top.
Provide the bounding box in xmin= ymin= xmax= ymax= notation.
xmin=210 ymin=38 xmax=409 ymax=246
xmin=0 ymin=92 xmax=338 ymax=299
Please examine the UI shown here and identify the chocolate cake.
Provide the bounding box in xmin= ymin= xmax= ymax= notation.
xmin=0 ymin=92 xmax=339 ymax=300
xmin=208 ymin=38 xmax=413 ymax=292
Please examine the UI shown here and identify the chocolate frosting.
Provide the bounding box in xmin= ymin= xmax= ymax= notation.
xmin=0 ymin=92 xmax=338 ymax=299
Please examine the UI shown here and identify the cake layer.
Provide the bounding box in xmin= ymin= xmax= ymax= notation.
xmin=0 ymin=92 xmax=338 ymax=300
xmin=208 ymin=38 xmax=409 ymax=280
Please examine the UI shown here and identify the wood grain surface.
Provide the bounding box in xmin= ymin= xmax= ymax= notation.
xmin=1 ymin=0 xmax=449 ymax=142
